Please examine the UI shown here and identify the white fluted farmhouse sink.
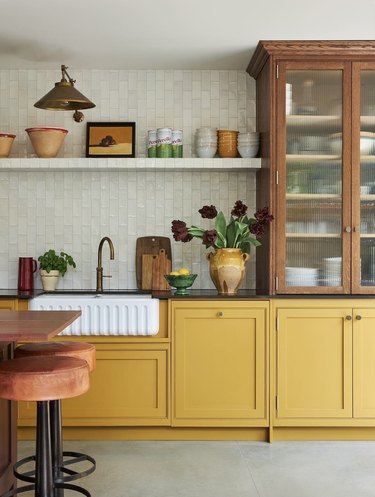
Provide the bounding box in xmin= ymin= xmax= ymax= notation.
xmin=29 ymin=294 xmax=159 ymax=336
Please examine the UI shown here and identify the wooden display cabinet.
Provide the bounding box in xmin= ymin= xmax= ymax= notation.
xmin=248 ymin=41 xmax=375 ymax=294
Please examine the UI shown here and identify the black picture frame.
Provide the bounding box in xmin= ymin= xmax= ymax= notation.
xmin=86 ymin=122 xmax=136 ymax=158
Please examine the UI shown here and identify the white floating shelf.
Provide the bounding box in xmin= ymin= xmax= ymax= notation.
xmin=0 ymin=157 xmax=261 ymax=172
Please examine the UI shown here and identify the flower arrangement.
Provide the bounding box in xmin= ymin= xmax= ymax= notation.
xmin=171 ymin=200 xmax=273 ymax=255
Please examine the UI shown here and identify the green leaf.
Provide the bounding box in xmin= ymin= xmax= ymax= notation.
xmin=238 ymin=241 xmax=251 ymax=254
xmin=226 ymin=221 xmax=237 ymax=247
xmin=214 ymin=211 xmax=227 ymax=240
xmin=188 ymin=227 xmax=205 ymax=238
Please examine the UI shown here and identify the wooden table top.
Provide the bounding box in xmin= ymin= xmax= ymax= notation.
xmin=0 ymin=310 xmax=81 ymax=341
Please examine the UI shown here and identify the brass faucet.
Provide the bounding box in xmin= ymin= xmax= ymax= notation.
xmin=96 ymin=236 xmax=115 ymax=293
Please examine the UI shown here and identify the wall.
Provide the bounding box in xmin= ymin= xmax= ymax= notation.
xmin=0 ymin=69 xmax=257 ymax=290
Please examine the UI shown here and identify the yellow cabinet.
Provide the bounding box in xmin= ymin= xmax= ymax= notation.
xmin=172 ymin=300 xmax=268 ymax=427
xmin=19 ymin=341 xmax=170 ymax=426
xmin=274 ymin=301 xmax=375 ymax=426
xmin=0 ymin=299 xmax=27 ymax=311
xmin=276 ymin=307 xmax=353 ymax=422
xmin=353 ymin=308 xmax=375 ymax=418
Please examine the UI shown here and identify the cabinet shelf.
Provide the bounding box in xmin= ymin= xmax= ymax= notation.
xmin=286 ymin=233 xmax=341 ymax=239
xmin=286 ymin=193 xmax=341 ymax=200
xmin=286 ymin=115 xmax=375 ymax=133
xmin=286 ymin=154 xmax=340 ymax=164
xmin=0 ymin=157 xmax=261 ymax=172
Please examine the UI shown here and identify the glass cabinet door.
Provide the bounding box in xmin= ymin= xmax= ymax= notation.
xmin=277 ymin=63 xmax=351 ymax=293
xmin=352 ymin=64 xmax=375 ymax=292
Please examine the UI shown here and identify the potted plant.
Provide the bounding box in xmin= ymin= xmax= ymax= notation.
xmin=38 ymin=249 xmax=76 ymax=291
xmin=171 ymin=200 xmax=273 ymax=294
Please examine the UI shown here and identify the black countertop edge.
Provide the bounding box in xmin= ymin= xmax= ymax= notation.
xmin=1 ymin=288 xmax=375 ymax=300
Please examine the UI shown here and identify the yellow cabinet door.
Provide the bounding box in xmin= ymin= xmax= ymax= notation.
xmin=0 ymin=300 xmax=18 ymax=311
xmin=19 ymin=343 xmax=169 ymax=426
xmin=353 ymin=308 xmax=375 ymax=418
xmin=277 ymin=307 xmax=353 ymax=422
xmin=172 ymin=301 xmax=268 ymax=427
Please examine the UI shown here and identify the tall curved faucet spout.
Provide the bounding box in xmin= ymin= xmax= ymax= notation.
xmin=96 ymin=237 xmax=115 ymax=292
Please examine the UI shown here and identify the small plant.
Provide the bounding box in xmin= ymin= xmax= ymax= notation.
xmin=38 ymin=249 xmax=76 ymax=277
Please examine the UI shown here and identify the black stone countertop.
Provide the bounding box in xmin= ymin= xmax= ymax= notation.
xmin=1 ymin=288 xmax=375 ymax=300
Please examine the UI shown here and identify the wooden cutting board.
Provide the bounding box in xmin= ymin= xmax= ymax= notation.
xmin=151 ymin=249 xmax=171 ymax=290
xmin=136 ymin=236 xmax=172 ymax=289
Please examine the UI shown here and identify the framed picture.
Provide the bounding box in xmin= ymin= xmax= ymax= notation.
xmin=86 ymin=122 xmax=136 ymax=158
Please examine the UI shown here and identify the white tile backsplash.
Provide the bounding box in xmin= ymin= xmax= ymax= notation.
xmin=0 ymin=68 xmax=258 ymax=290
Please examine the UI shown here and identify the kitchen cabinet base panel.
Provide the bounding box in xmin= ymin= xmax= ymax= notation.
xmin=273 ymin=427 xmax=375 ymax=441
xmin=18 ymin=426 xmax=268 ymax=441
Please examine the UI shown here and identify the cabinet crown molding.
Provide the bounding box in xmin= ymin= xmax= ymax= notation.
xmin=247 ymin=40 xmax=375 ymax=79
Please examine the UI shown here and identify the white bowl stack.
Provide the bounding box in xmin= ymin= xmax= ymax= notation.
xmin=195 ymin=127 xmax=217 ymax=158
xmin=285 ymin=267 xmax=319 ymax=287
xmin=237 ymin=132 xmax=260 ymax=158
xmin=321 ymin=257 xmax=342 ymax=286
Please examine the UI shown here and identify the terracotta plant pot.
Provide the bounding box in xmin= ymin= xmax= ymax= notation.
xmin=26 ymin=127 xmax=68 ymax=158
xmin=40 ymin=269 xmax=60 ymax=291
xmin=207 ymin=248 xmax=249 ymax=294
xmin=0 ymin=133 xmax=16 ymax=158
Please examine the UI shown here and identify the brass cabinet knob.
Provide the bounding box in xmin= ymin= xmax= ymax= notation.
xmin=344 ymin=226 xmax=352 ymax=233
xmin=217 ymin=311 xmax=224 ymax=317
xmin=356 ymin=315 xmax=362 ymax=320
xmin=346 ymin=315 xmax=352 ymax=320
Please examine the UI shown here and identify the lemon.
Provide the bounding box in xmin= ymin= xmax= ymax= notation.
xmin=178 ymin=268 xmax=190 ymax=275
xmin=170 ymin=271 xmax=179 ymax=276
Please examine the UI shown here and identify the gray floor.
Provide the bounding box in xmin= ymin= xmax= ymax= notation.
xmin=18 ymin=440 xmax=375 ymax=497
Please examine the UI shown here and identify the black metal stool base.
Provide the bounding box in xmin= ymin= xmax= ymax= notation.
xmin=14 ymin=451 xmax=96 ymax=483
xmin=1 ymin=482 xmax=91 ymax=497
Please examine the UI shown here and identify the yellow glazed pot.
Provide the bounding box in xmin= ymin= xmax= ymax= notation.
xmin=207 ymin=248 xmax=249 ymax=295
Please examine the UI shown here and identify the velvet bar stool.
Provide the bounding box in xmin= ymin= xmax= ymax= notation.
xmin=13 ymin=342 xmax=96 ymax=494
xmin=0 ymin=355 xmax=90 ymax=497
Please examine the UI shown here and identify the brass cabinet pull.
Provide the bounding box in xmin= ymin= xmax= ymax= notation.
xmin=344 ymin=226 xmax=352 ymax=233
xmin=217 ymin=311 xmax=224 ymax=317
xmin=356 ymin=315 xmax=362 ymax=320
xmin=346 ymin=315 xmax=352 ymax=320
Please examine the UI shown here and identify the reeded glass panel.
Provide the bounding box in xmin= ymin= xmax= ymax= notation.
xmin=360 ymin=71 xmax=375 ymax=286
xmin=285 ymin=70 xmax=343 ymax=287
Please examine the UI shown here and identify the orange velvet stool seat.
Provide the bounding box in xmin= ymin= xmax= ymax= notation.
xmin=13 ymin=342 xmax=96 ymax=496
xmin=0 ymin=356 xmax=90 ymax=497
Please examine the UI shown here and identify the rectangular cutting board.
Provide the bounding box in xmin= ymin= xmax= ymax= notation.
xmin=136 ymin=236 xmax=172 ymax=289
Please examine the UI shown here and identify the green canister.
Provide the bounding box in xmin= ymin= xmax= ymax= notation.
xmin=172 ymin=129 xmax=183 ymax=158
xmin=156 ymin=128 xmax=172 ymax=158
xmin=147 ymin=130 xmax=157 ymax=158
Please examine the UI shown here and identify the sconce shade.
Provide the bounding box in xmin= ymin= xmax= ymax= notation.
xmin=34 ymin=65 xmax=95 ymax=111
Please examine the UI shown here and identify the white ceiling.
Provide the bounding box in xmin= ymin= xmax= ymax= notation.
xmin=1 ymin=0 xmax=375 ymax=71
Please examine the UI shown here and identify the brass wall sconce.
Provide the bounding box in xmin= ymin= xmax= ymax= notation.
xmin=34 ymin=65 xmax=95 ymax=122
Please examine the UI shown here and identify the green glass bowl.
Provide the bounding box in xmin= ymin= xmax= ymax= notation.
xmin=164 ymin=274 xmax=197 ymax=295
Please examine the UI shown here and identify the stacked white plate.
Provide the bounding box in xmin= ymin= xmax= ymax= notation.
xmin=285 ymin=267 xmax=319 ymax=286
xmin=195 ymin=127 xmax=217 ymax=158
xmin=237 ymin=132 xmax=259 ymax=158
xmin=321 ymin=257 xmax=342 ymax=286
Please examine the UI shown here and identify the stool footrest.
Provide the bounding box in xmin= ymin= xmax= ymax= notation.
xmin=1 ymin=482 xmax=91 ymax=497
xmin=14 ymin=451 xmax=96 ymax=483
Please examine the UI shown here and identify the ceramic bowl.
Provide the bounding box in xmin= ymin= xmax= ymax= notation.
xmin=329 ymin=132 xmax=375 ymax=156
xmin=164 ymin=274 xmax=197 ymax=295
xmin=0 ymin=133 xmax=16 ymax=157
xmin=25 ymin=127 xmax=68 ymax=158
xmin=237 ymin=144 xmax=259 ymax=158
xmin=196 ymin=145 xmax=217 ymax=158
